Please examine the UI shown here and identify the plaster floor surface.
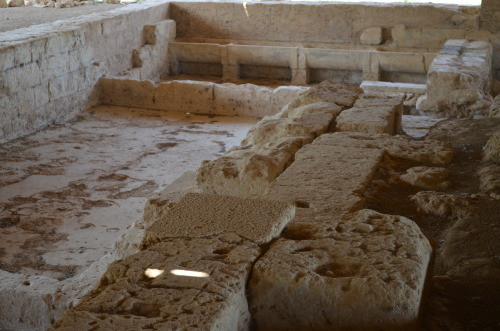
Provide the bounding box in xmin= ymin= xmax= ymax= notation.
xmin=0 ymin=105 xmax=256 ymax=280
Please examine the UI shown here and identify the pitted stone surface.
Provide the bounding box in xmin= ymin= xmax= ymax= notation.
xmin=483 ymin=131 xmax=500 ymax=164
xmin=313 ymin=132 xmax=453 ymax=165
xmin=287 ymin=80 xmax=363 ymax=109
xmin=249 ymin=209 xmax=432 ymax=331
xmin=266 ymin=143 xmax=383 ymax=218
xmin=50 ymin=235 xmax=260 ymax=331
xmin=197 ymin=136 xmax=309 ymax=198
xmin=143 ymin=193 xmax=295 ymax=246
xmin=242 ymin=112 xmax=333 ymax=148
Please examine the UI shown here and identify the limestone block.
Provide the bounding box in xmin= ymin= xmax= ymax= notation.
xmin=266 ymin=144 xmax=383 ymax=217
xmin=227 ymin=44 xmax=296 ymax=67
xmin=478 ymin=164 xmax=500 ymax=196
xmin=417 ymin=40 xmax=493 ymax=118
xmin=376 ymin=52 xmax=427 ymax=74
xmin=99 ymin=77 xmax=156 ymax=109
xmin=400 ymin=166 xmax=450 ymax=189
xmin=214 ymin=83 xmax=275 ymax=117
xmin=242 ymin=112 xmax=333 ymax=148
xmin=169 ymin=42 xmax=222 ymax=63
xmin=490 ymin=93 xmax=500 ymax=118
xmin=45 ymin=30 xmax=85 ymax=57
xmin=280 ymin=102 xmax=342 ymax=119
xmin=287 ymin=80 xmax=363 ymax=110
xmin=197 ymin=137 xmax=308 ymax=198
xmin=7 ymin=0 xmax=23 ymax=6
xmin=0 ymin=45 xmax=15 ymax=71
xmin=0 ymin=270 xmax=60 ymax=331
xmin=154 ymin=80 xmax=215 ymax=114
xmin=302 ymin=48 xmax=365 ymax=71
xmin=313 ymin=132 xmax=454 ymax=165
xmin=420 ymin=28 xmax=466 ymax=49
xmin=144 ymin=193 xmax=294 ymax=246
xmin=410 ymin=191 xmax=472 ymax=218
xmin=144 ymin=20 xmax=176 ymax=45
xmin=51 ymin=236 xmax=261 ymax=331
xmin=142 ymin=171 xmax=198 ymax=229
xmin=0 ymin=62 xmax=42 ymax=94
xmin=483 ymin=131 xmax=500 ymax=163
xmin=360 ymin=81 xmax=426 ymax=95
xmin=391 ymin=25 xmax=422 ymax=48
xmin=249 ymin=209 xmax=432 ymax=331
xmin=336 ymin=106 xmax=401 ymax=135
xmin=360 ymin=27 xmax=383 ymax=45
xmin=271 ymin=86 xmax=308 ymax=112
xmin=0 ymin=0 xmax=7 ymax=7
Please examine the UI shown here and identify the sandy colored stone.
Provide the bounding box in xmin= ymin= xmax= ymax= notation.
xmin=51 ymin=235 xmax=260 ymax=331
xmin=99 ymin=77 xmax=156 ymax=109
xmin=360 ymin=27 xmax=383 ymax=45
xmin=279 ymin=101 xmax=342 ymax=119
xmin=287 ymin=80 xmax=363 ymax=110
xmin=400 ymin=166 xmax=450 ymax=190
xmin=266 ymin=143 xmax=383 ymax=218
xmin=336 ymin=105 xmax=401 ymax=135
xmin=142 ymin=171 xmax=198 ymax=229
xmin=143 ymin=193 xmax=294 ymax=246
xmin=249 ymin=209 xmax=432 ymax=331
xmin=197 ymin=136 xmax=308 ymax=198
xmin=313 ymin=132 xmax=454 ymax=165
xmin=417 ymin=40 xmax=493 ymax=118
xmin=354 ymin=93 xmax=405 ymax=108
xmin=483 ymin=131 xmax=500 ymax=164
xmin=489 ymin=95 xmax=500 ymax=118
xmin=410 ymin=191 xmax=472 ymax=219
xmin=242 ymin=112 xmax=333 ymax=148
xmin=478 ymin=164 xmax=500 ymax=196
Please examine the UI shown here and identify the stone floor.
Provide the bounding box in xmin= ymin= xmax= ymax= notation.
xmin=0 ymin=105 xmax=256 ymax=280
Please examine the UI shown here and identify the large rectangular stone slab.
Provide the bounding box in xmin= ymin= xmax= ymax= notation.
xmin=249 ymin=209 xmax=433 ymax=331
xmin=143 ymin=193 xmax=295 ymax=246
xmin=336 ymin=105 xmax=401 ymax=135
xmin=51 ymin=235 xmax=260 ymax=331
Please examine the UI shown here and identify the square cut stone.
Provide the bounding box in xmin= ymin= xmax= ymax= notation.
xmin=336 ymin=105 xmax=401 ymax=135
xmin=287 ymin=80 xmax=363 ymax=109
xmin=143 ymin=193 xmax=295 ymax=246
xmin=249 ymin=209 xmax=432 ymax=331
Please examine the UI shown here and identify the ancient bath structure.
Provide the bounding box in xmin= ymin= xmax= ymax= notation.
xmin=0 ymin=0 xmax=499 ymax=330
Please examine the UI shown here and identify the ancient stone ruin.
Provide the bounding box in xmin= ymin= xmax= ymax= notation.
xmin=1 ymin=0 xmax=499 ymax=330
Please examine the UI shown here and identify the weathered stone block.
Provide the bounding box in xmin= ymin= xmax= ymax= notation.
xmin=214 ymin=83 xmax=274 ymax=117
xmin=99 ymin=77 xmax=156 ymax=109
xmin=336 ymin=105 xmax=401 ymax=135
xmin=144 ymin=20 xmax=176 ymax=45
xmin=280 ymin=102 xmax=342 ymax=119
xmin=360 ymin=27 xmax=383 ymax=45
xmin=144 ymin=193 xmax=294 ymax=246
xmin=287 ymin=80 xmax=363 ymax=110
xmin=249 ymin=209 xmax=432 ymax=331
xmin=51 ymin=236 xmax=261 ymax=331
xmin=197 ymin=137 xmax=309 ymax=198
xmin=400 ymin=166 xmax=450 ymax=189
xmin=155 ymin=80 xmax=215 ymax=113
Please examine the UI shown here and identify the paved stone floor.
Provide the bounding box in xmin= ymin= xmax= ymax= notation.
xmin=0 ymin=105 xmax=256 ymax=280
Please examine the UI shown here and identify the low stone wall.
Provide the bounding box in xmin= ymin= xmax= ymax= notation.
xmin=0 ymin=1 xmax=171 ymax=144
xmin=99 ymin=78 xmax=307 ymax=118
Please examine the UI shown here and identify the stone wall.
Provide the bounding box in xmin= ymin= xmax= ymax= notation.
xmin=0 ymin=1 xmax=170 ymax=144
xmin=481 ymin=0 xmax=500 ymax=32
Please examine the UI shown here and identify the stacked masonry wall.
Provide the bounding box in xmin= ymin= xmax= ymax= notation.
xmin=0 ymin=2 xmax=170 ymax=144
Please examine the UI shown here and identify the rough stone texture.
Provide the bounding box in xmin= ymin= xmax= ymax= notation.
xmin=50 ymin=236 xmax=260 ymax=331
xmin=287 ymin=80 xmax=363 ymax=110
xmin=489 ymin=95 xmax=500 ymax=118
xmin=197 ymin=136 xmax=309 ymax=198
xmin=336 ymin=105 xmax=402 ymax=135
xmin=143 ymin=193 xmax=295 ymax=246
xmin=142 ymin=171 xmax=198 ymax=229
xmin=242 ymin=112 xmax=333 ymax=148
xmin=400 ymin=166 xmax=450 ymax=190
xmin=478 ymin=164 xmax=500 ymax=197
xmin=314 ymin=132 xmax=454 ymax=165
xmin=279 ymin=101 xmax=342 ymax=119
xmin=417 ymin=40 xmax=493 ymax=118
xmin=483 ymin=131 xmax=500 ymax=164
xmin=360 ymin=27 xmax=383 ymax=45
xmin=249 ymin=209 xmax=432 ymax=331
xmin=410 ymin=191 xmax=472 ymax=219
xmin=265 ymin=142 xmax=383 ymax=219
